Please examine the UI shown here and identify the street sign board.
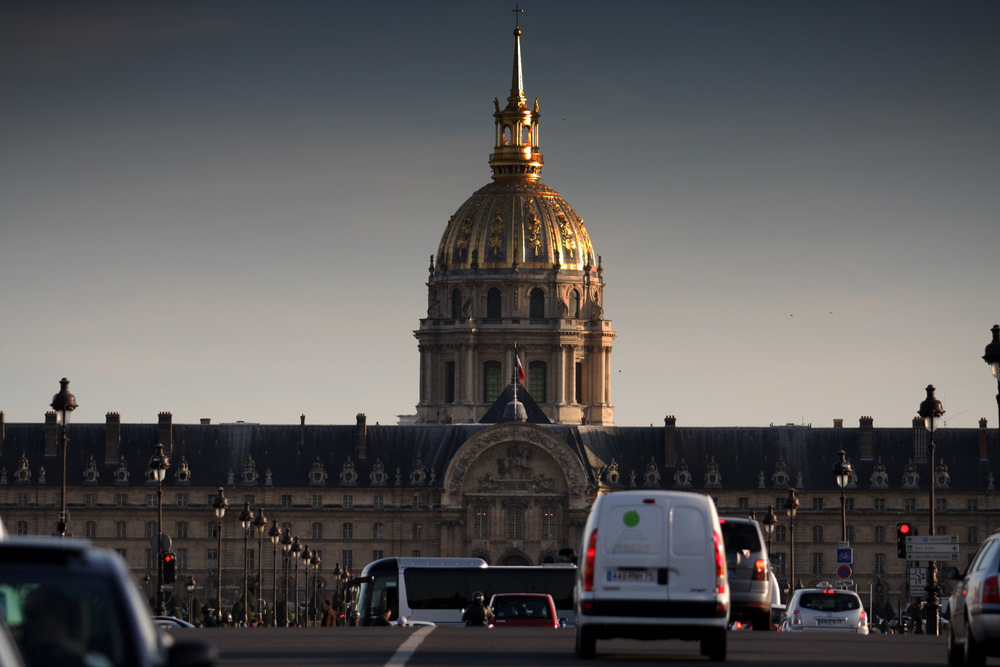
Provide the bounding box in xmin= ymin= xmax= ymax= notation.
xmin=906 ymin=535 xmax=958 ymax=545
xmin=837 ymin=564 xmax=852 ymax=579
xmin=836 ymin=548 xmax=853 ymax=564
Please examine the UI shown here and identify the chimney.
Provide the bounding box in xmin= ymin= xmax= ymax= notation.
xmin=980 ymin=418 xmax=989 ymax=461
xmin=0 ymin=411 xmax=4 ymax=451
xmin=105 ymin=412 xmax=121 ymax=463
xmin=200 ymin=418 xmax=211 ymax=425
xmin=355 ymin=413 xmax=367 ymax=459
xmin=859 ymin=416 xmax=874 ymax=460
xmin=664 ymin=415 xmax=678 ymax=467
xmin=158 ymin=412 xmax=173 ymax=456
xmin=300 ymin=414 xmax=306 ymax=446
xmin=833 ymin=419 xmax=843 ymax=429
xmin=44 ymin=411 xmax=58 ymax=456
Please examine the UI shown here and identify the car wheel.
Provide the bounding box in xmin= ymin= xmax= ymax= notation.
xmin=752 ymin=611 xmax=771 ymax=631
xmin=947 ymin=622 xmax=963 ymax=666
xmin=699 ymin=628 xmax=726 ymax=662
xmin=965 ymin=616 xmax=986 ymax=667
xmin=575 ymin=625 xmax=596 ymax=660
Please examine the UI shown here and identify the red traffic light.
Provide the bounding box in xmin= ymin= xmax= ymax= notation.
xmin=163 ymin=553 xmax=174 ymax=562
xmin=898 ymin=523 xmax=911 ymax=535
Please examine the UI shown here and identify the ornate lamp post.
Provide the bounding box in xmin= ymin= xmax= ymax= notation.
xmin=832 ymin=450 xmax=854 ymax=542
xmin=761 ymin=505 xmax=777 ymax=561
xmin=281 ymin=528 xmax=293 ymax=626
xmin=238 ymin=502 xmax=254 ymax=625
xmin=919 ymin=384 xmax=945 ymax=636
xmin=148 ymin=443 xmax=170 ymax=615
xmin=211 ymin=487 xmax=228 ymax=622
xmin=50 ymin=378 xmax=78 ymax=537
xmin=269 ymin=518 xmax=281 ymax=626
xmin=143 ymin=573 xmax=151 ymax=605
xmin=984 ymin=324 xmax=1000 ymax=452
xmin=253 ymin=507 xmax=267 ymax=621
xmin=299 ymin=542 xmax=311 ymax=625
xmin=290 ymin=537 xmax=302 ymax=626
xmin=310 ymin=550 xmax=321 ymax=627
xmin=783 ymin=488 xmax=800 ymax=596
xmin=185 ymin=576 xmax=196 ymax=622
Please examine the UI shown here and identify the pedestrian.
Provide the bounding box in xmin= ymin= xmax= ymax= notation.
xmin=461 ymin=591 xmax=494 ymax=627
xmin=372 ymin=608 xmax=393 ymax=626
xmin=322 ymin=600 xmax=336 ymax=627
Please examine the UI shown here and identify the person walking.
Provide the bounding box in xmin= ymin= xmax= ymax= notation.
xmin=322 ymin=600 xmax=337 ymax=627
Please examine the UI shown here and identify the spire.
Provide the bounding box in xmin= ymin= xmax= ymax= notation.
xmin=507 ymin=5 xmax=526 ymax=112
xmin=490 ymin=6 xmax=543 ymax=182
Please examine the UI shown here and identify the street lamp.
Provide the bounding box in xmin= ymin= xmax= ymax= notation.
xmin=310 ymin=550 xmax=321 ymax=627
xmin=185 ymin=576 xmax=196 ymax=623
xmin=290 ymin=537 xmax=302 ymax=626
xmin=143 ymin=573 xmax=151 ymax=606
xmin=50 ymin=378 xmax=78 ymax=537
xmin=148 ymin=443 xmax=170 ymax=615
xmin=299 ymin=542 xmax=311 ymax=625
xmin=211 ymin=487 xmax=228 ymax=623
xmin=918 ymin=384 xmax=945 ymax=637
xmin=238 ymin=502 xmax=254 ymax=625
xmin=269 ymin=518 xmax=281 ymax=627
xmin=832 ymin=450 xmax=854 ymax=542
xmin=783 ymin=488 xmax=800 ymax=596
xmin=253 ymin=507 xmax=267 ymax=621
xmin=984 ymin=324 xmax=1000 ymax=453
xmin=761 ymin=505 xmax=777 ymax=561
xmin=281 ymin=528 xmax=293 ymax=626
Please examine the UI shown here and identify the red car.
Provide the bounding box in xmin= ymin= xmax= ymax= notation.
xmin=489 ymin=593 xmax=561 ymax=628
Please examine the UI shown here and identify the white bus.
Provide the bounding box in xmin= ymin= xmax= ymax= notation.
xmin=351 ymin=557 xmax=576 ymax=626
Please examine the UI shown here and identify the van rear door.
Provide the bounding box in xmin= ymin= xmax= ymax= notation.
xmin=594 ymin=495 xmax=670 ymax=600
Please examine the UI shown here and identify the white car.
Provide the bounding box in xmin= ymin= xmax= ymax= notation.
xmin=946 ymin=531 xmax=1000 ymax=666
xmin=781 ymin=583 xmax=868 ymax=635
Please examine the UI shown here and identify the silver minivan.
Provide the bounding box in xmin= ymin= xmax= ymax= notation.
xmin=574 ymin=490 xmax=730 ymax=661
xmin=719 ymin=517 xmax=773 ymax=630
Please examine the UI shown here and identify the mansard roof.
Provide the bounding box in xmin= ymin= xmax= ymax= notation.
xmin=0 ymin=421 xmax=993 ymax=495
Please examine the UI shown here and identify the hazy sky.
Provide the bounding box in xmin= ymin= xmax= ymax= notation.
xmin=2 ymin=1 xmax=997 ymax=429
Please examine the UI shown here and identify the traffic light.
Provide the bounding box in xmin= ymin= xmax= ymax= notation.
xmin=162 ymin=552 xmax=176 ymax=584
xmin=896 ymin=522 xmax=916 ymax=558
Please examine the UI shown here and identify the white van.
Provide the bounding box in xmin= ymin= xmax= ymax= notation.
xmin=574 ymin=490 xmax=730 ymax=661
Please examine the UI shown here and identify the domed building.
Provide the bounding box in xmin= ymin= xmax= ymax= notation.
xmin=415 ymin=19 xmax=617 ymax=426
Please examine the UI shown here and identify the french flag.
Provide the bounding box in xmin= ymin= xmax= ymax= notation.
xmin=515 ymin=355 xmax=525 ymax=384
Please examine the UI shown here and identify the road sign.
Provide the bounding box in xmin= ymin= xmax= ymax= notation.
xmin=905 ymin=545 xmax=960 ymax=561
xmin=837 ymin=564 xmax=852 ymax=579
xmin=836 ymin=548 xmax=853 ymax=564
xmin=906 ymin=535 xmax=958 ymax=545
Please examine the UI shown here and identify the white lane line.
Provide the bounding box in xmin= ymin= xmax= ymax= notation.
xmin=384 ymin=625 xmax=435 ymax=666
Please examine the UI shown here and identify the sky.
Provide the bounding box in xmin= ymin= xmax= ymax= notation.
xmin=1 ymin=1 xmax=998 ymax=429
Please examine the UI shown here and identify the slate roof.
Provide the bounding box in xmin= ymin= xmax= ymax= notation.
xmin=0 ymin=420 xmax=995 ymax=495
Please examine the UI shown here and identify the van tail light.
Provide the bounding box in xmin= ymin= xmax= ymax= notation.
xmin=753 ymin=559 xmax=767 ymax=581
xmin=983 ymin=576 xmax=1000 ymax=604
xmin=583 ymin=529 xmax=598 ymax=592
xmin=713 ymin=531 xmax=726 ymax=594
xmin=792 ymin=609 xmax=802 ymax=627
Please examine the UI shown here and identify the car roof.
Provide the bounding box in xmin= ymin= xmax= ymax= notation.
xmin=0 ymin=537 xmax=121 ymax=570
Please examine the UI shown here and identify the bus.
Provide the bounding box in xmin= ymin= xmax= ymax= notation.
xmin=351 ymin=557 xmax=577 ymax=626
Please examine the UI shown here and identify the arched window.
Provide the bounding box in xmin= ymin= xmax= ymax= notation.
xmin=528 ymin=361 xmax=547 ymax=403
xmin=373 ymin=522 xmax=385 ymax=540
xmin=529 ymin=288 xmax=545 ymax=319
xmin=445 ymin=361 xmax=456 ymax=403
xmin=451 ymin=288 xmax=463 ymax=319
xmin=507 ymin=506 xmax=524 ymax=540
xmin=487 ymin=288 xmax=502 ymax=318
xmin=568 ymin=289 xmax=580 ymax=318
xmin=484 ymin=361 xmax=502 ymax=402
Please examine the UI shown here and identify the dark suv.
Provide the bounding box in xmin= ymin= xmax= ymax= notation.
xmin=0 ymin=537 xmax=216 ymax=667
xmin=720 ymin=517 xmax=773 ymax=630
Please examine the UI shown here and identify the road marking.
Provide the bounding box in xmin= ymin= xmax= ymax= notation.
xmin=384 ymin=626 xmax=434 ymax=666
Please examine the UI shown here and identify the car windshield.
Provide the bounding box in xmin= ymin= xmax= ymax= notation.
xmin=797 ymin=592 xmax=860 ymax=612
xmin=0 ymin=571 xmax=138 ymax=667
xmin=721 ymin=522 xmax=761 ymax=553
xmin=492 ymin=597 xmax=551 ymax=619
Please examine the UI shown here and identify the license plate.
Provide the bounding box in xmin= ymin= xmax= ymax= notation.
xmin=607 ymin=569 xmax=654 ymax=582
xmin=816 ymin=618 xmax=844 ymax=626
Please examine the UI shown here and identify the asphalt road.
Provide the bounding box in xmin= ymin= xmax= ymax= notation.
xmin=184 ymin=627 xmax=968 ymax=667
